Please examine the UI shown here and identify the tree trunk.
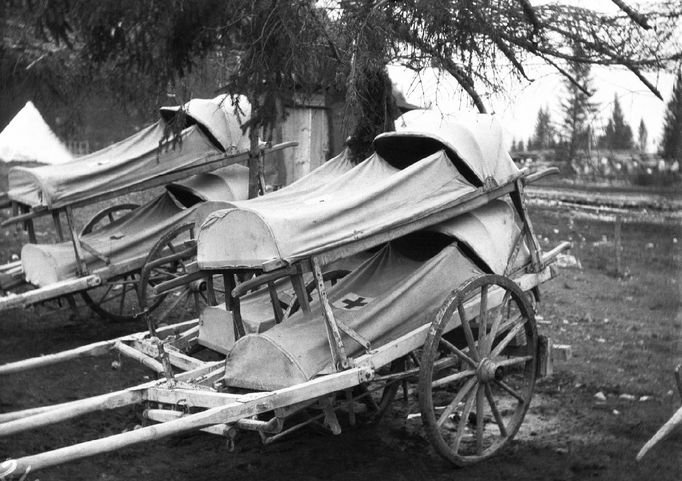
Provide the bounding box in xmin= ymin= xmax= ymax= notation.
xmin=248 ymin=126 xmax=261 ymax=199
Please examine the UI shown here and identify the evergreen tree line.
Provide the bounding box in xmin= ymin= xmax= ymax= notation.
xmin=513 ymin=68 xmax=682 ymax=164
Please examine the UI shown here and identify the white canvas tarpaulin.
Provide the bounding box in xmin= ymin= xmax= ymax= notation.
xmin=21 ymin=165 xmax=249 ymax=287
xmin=198 ymin=109 xmax=521 ymax=270
xmin=429 ymin=199 xmax=530 ymax=275
xmin=0 ymin=101 xmax=74 ymax=165
xmin=7 ymin=95 xmax=250 ymax=209
xmin=224 ymin=242 xmax=484 ymax=390
xmin=198 ymin=150 xmax=477 ymax=269
xmin=374 ymin=109 xmax=519 ymax=186
xmin=222 ymin=197 xmax=530 ymax=390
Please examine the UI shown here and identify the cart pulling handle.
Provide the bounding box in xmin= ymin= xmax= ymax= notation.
xmin=523 ymin=167 xmax=560 ymax=185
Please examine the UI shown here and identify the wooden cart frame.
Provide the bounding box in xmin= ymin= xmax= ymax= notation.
xmin=0 ymin=142 xmax=295 ymax=321
xmin=0 ymin=168 xmax=570 ymax=477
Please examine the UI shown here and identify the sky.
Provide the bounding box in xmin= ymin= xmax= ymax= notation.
xmin=388 ymin=64 xmax=676 ymax=154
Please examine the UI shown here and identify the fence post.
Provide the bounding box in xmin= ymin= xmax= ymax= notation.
xmin=614 ymin=215 xmax=623 ymax=277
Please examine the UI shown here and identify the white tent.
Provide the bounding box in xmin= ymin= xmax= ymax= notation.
xmin=0 ymin=101 xmax=74 ymax=165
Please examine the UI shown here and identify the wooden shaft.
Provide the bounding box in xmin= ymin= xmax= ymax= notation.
xmin=311 ymin=257 xmax=349 ymax=370
xmin=0 ymin=260 xmax=22 ymax=273
xmin=79 ymin=239 xmax=110 ymax=264
xmin=20 ymin=204 xmax=37 ymax=243
xmin=290 ymin=269 xmax=311 ymax=314
xmin=0 ymin=358 xmax=219 ymax=427
xmin=151 ymin=269 xmax=205 ymax=297
xmin=64 ymin=206 xmax=88 ymax=275
xmin=113 ymin=342 xmax=164 ymax=373
xmin=0 ymin=390 xmax=144 ymax=437
xmin=0 ymin=320 xmax=198 ymax=376
xmin=51 ymin=210 xmax=65 ymax=241
xmin=2 ymin=403 xmax=239 ymax=476
xmin=0 ymin=274 xmax=101 ymax=311
xmin=511 ymin=178 xmax=542 ymax=271
xmin=1 ymin=205 xmax=48 ymax=227
xmin=268 ymin=281 xmax=284 ymax=323
xmin=636 ymin=406 xmax=682 ymax=461
xmin=0 ymin=340 xmax=113 ymax=376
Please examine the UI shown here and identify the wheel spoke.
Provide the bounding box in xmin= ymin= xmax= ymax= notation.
xmin=440 ymin=338 xmax=477 ymax=368
xmin=493 ymin=355 xmax=533 ymax=368
xmin=192 ymin=291 xmax=201 ymax=314
xmin=484 ymin=384 xmax=508 ymax=437
xmin=457 ymin=302 xmax=479 ymax=361
xmin=475 ymin=383 xmax=485 ymax=454
xmin=117 ymin=281 xmax=127 ymax=315
xmin=452 ymin=385 xmax=477 ymax=454
xmin=478 ymin=285 xmax=488 ymax=352
xmin=437 ymin=376 xmax=477 ymax=427
xmin=491 ymin=320 xmax=526 ymax=358
xmin=96 ymin=284 xmax=114 ymax=304
xmin=153 ymin=288 xmax=189 ymax=322
xmin=495 ymin=380 xmax=526 ymax=403
xmin=432 ymin=369 xmax=476 ymax=388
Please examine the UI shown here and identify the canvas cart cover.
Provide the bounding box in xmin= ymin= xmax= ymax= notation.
xmin=7 ymin=95 xmax=250 ymax=209
xmin=374 ymin=109 xmax=518 ymax=187
xmin=197 ymin=111 xmax=519 ymax=269
xmin=223 ymin=200 xmax=530 ymax=390
xmin=21 ymin=165 xmax=248 ymax=287
xmin=0 ymin=101 xmax=74 ymax=165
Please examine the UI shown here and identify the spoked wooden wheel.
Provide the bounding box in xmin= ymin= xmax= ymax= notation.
xmin=80 ymin=204 xmax=141 ymax=322
xmin=418 ymin=274 xmax=537 ymax=466
xmin=138 ymin=223 xmax=223 ymax=326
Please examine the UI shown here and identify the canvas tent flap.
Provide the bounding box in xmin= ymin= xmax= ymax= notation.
xmin=197 ymin=150 xmax=476 ymax=269
xmin=0 ymin=101 xmax=73 ymax=165
xmin=159 ymin=95 xmax=251 ymax=153
xmin=374 ymin=109 xmax=519 ymax=187
xmin=224 ymin=243 xmax=484 ymax=390
xmin=166 ymin=164 xmax=250 ymax=207
xmin=21 ymin=193 xmax=235 ymax=286
xmin=7 ymin=96 xmax=250 ymax=209
xmin=429 ymin=199 xmax=530 ymax=275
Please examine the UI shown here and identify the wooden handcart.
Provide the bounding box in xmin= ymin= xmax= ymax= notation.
xmin=0 ymin=110 xmax=570 ymax=477
xmin=0 ymin=95 xmax=295 ymax=322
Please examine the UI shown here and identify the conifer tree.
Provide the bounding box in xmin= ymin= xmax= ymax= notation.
xmin=532 ymin=107 xmax=554 ymax=149
xmin=603 ymin=95 xmax=633 ymax=150
xmin=638 ymin=119 xmax=648 ymax=152
xmin=561 ymin=44 xmax=598 ymax=159
xmin=660 ymin=70 xmax=682 ymax=162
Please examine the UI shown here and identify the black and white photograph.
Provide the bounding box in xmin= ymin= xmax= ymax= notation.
xmin=0 ymin=1 xmax=680 ymax=479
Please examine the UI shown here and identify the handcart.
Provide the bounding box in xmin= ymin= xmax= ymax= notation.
xmin=0 ymin=110 xmax=570 ymax=477
xmin=0 ymin=95 xmax=295 ymax=321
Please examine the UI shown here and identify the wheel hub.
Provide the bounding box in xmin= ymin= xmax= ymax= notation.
xmin=476 ymin=358 xmax=502 ymax=383
xmin=189 ymin=279 xmax=205 ymax=293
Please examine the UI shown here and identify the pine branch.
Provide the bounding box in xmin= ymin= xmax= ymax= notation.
xmin=611 ymin=0 xmax=651 ymax=30
xmin=624 ymin=64 xmax=662 ymax=99
xmin=539 ymin=54 xmax=592 ymax=97
xmin=516 ymin=0 xmax=542 ymax=39
xmin=492 ymin=36 xmax=531 ymax=81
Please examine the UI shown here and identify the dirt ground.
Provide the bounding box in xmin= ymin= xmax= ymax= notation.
xmin=0 ymin=191 xmax=681 ymax=480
